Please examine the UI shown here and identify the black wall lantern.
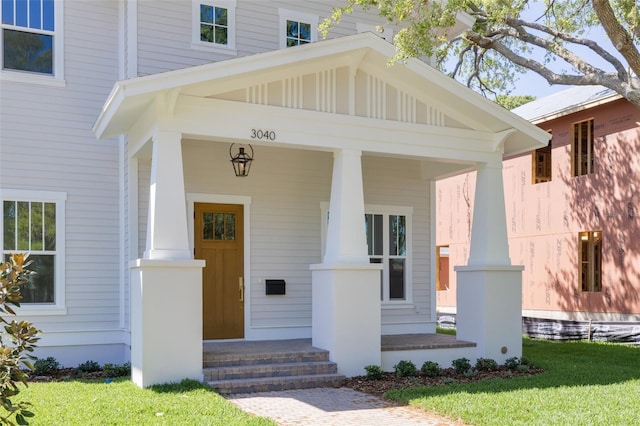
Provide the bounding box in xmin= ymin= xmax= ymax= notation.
xmin=229 ymin=143 xmax=254 ymax=177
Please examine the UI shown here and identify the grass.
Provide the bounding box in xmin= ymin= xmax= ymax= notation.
xmin=16 ymin=378 xmax=275 ymax=426
xmin=388 ymin=336 xmax=640 ymax=425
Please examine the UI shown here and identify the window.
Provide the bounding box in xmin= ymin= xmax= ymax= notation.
xmin=579 ymin=231 xmax=602 ymax=292
xmin=572 ymin=119 xmax=594 ymax=176
xmin=279 ymin=9 xmax=317 ymax=48
xmin=436 ymin=246 xmax=449 ymax=291
xmin=533 ymin=131 xmax=552 ymax=183
xmin=1 ymin=189 xmax=66 ymax=313
xmin=366 ymin=212 xmax=409 ymax=301
xmin=1 ymin=0 xmax=63 ymax=82
xmin=192 ymin=0 xmax=236 ymax=54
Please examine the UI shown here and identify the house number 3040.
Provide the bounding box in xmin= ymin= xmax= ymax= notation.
xmin=250 ymin=129 xmax=276 ymax=141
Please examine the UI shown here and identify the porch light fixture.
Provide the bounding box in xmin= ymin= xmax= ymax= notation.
xmin=229 ymin=143 xmax=254 ymax=177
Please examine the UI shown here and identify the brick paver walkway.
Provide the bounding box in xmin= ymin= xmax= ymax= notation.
xmin=227 ymin=387 xmax=468 ymax=426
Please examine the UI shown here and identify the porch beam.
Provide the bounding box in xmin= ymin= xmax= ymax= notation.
xmin=169 ymin=97 xmax=502 ymax=164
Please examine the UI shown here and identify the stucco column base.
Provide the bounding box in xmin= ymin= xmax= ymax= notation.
xmin=310 ymin=263 xmax=382 ymax=377
xmin=454 ymin=265 xmax=524 ymax=363
xmin=130 ymin=259 xmax=205 ymax=387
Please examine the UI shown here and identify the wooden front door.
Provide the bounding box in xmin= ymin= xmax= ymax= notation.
xmin=195 ymin=203 xmax=244 ymax=339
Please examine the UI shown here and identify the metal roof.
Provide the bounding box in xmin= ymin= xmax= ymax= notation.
xmin=512 ymin=85 xmax=619 ymax=123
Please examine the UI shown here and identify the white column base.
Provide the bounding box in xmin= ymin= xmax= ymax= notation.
xmin=454 ymin=265 xmax=523 ymax=363
xmin=310 ymin=263 xmax=382 ymax=377
xmin=130 ymin=259 xmax=205 ymax=387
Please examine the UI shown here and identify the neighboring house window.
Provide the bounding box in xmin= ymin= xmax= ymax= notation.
xmin=279 ymin=9 xmax=317 ymax=48
xmin=356 ymin=23 xmax=393 ymax=42
xmin=192 ymin=0 xmax=236 ymax=54
xmin=436 ymin=245 xmax=449 ymax=291
xmin=573 ymin=119 xmax=594 ymax=176
xmin=532 ymin=131 xmax=552 ymax=184
xmin=1 ymin=189 xmax=66 ymax=312
xmin=579 ymin=231 xmax=602 ymax=292
xmin=1 ymin=0 xmax=64 ymax=82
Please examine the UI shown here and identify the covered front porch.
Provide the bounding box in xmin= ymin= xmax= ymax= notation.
xmin=93 ymin=33 xmax=549 ymax=387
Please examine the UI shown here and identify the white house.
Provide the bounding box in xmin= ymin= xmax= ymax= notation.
xmin=1 ymin=0 xmax=548 ymax=387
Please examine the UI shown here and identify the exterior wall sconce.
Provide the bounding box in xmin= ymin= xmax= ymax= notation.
xmin=229 ymin=144 xmax=254 ymax=177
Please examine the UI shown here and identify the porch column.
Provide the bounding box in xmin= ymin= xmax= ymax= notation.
xmin=311 ymin=148 xmax=382 ymax=377
xmin=454 ymin=157 xmax=523 ymax=363
xmin=131 ymin=130 xmax=204 ymax=387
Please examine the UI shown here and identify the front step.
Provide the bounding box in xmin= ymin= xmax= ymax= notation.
xmin=209 ymin=373 xmax=345 ymax=395
xmin=203 ymin=340 xmax=345 ymax=394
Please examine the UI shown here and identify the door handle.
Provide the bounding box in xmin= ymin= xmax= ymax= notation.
xmin=239 ymin=277 xmax=244 ymax=302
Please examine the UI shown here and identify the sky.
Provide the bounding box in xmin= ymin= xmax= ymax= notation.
xmin=506 ymin=3 xmax=621 ymax=99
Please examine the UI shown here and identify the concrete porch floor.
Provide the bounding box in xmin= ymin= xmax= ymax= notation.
xmin=203 ymin=333 xmax=475 ymax=356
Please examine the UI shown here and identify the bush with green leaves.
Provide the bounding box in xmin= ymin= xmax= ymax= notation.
xmin=393 ymin=360 xmax=417 ymax=377
xmin=504 ymin=356 xmax=532 ymax=371
xmin=76 ymin=360 xmax=101 ymax=374
xmin=33 ymin=357 xmax=60 ymax=376
xmin=421 ymin=361 xmax=441 ymax=377
xmin=102 ymin=362 xmax=131 ymax=378
xmin=0 ymin=253 xmax=41 ymax=425
xmin=364 ymin=364 xmax=385 ymax=380
xmin=451 ymin=357 xmax=472 ymax=374
xmin=475 ymin=358 xmax=499 ymax=371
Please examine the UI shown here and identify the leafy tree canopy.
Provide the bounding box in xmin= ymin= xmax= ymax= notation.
xmin=322 ymin=0 xmax=640 ymax=108
xmin=496 ymin=94 xmax=536 ymax=109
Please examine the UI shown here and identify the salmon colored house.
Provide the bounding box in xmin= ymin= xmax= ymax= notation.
xmin=436 ymin=85 xmax=640 ymax=324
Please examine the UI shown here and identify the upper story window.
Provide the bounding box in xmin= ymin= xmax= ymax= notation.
xmin=1 ymin=0 xmax=64 ymax=83
xmin=192 ymin=0 xmax=236 ymax=54
xmin=532 ymin=131 xmax=552 ymax=184
xmin=572 ymin=119 xmax=595 ymax=176
xmin=279 ymin=9 xmax=317 ymax=48
xmin=1 ymin=189 xmax=66 ymax=314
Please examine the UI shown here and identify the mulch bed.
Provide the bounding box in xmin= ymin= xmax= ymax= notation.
xmin=343 ymin=367 xmax=544 ymax=397
xmin=30 ymin=368 xmax=112 ymax=382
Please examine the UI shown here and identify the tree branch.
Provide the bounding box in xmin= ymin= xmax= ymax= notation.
xmin=592 ymin=0 xmax=640 ymax=81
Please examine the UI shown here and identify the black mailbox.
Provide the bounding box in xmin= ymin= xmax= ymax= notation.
xmin=265 ymin=279 xmax=286 ymax=295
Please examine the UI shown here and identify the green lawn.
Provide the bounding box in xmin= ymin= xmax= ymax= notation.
xmin=17 ymin=378 xmax=275 ymax=426
xmin=388 ymin=337 xmax=640 ymax=425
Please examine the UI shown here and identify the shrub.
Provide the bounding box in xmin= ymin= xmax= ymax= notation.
xmin=393 ymin=360 xmax=417 ymax=377
xmin=76 ymin=360 xmax=101 ymax=374
xmin=451 ymin=357 xmax=472 ymax=374
xmin=475 ymin=358 xmax=499 ymax=371
xmin=103 ymin=362 xmax=131 ymax=378
xmin=0 ymin=253 xmax=41 ymax=425
xmin=421 ymin=361 xmax=441 ymax=377
xmin=34 ymin=357 xmax=60 ymax=375
xmin=504 ymin=356 xmax=521 ymax=370
xmin=364 ymin=365 xmax=385 ymax=380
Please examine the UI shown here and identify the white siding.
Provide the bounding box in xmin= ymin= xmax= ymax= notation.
xmin=172 ymin=141 xmax=432 ymax=334
xmin=0 ymin=1 xmax=122 ymax=337
xmin=136 ymin=0 xmax=396 ymax=76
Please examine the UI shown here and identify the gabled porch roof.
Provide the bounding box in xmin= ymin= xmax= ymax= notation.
xmin=93 ymin=33 xmax=548 ymax=178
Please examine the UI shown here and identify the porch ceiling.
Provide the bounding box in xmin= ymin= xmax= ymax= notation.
xmin=93 ymin=32 xmax=549 ymax=165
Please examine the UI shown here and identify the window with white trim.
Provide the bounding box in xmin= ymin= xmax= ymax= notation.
xmin=1 ymin=189 xmax=66 ymax=312
xmin=321 ymin=203 xmax=412 ymax=303
xmin=1 ymin=0 xmax=64 ymax=81
xmin=279 ymin=9 xmax=317 ymax=48
xmin=192 ymin=0 xmax=236 ymax=54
